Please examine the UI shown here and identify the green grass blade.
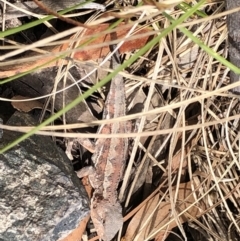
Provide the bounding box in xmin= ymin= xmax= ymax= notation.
xmin=163 ymin=12 xmax=240 ymax=74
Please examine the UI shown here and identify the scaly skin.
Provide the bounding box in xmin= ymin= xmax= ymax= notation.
xmin=76 ymin=50 xmax=130 ymax=241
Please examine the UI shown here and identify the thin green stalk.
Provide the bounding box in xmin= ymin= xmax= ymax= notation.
xmin=163 ymin=12 xmax=240 ymax=74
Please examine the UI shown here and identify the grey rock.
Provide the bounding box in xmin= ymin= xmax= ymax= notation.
xmin=226 ymin=0 xmax=240 ymax=94
xmin=11 ymin=66 xmax=97 ymax=124
xmin=0 ymin=112 xmax=89 ymax=241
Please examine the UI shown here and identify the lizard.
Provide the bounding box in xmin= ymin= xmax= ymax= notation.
xmin=75 ymin=47 xmax=130 ymax=241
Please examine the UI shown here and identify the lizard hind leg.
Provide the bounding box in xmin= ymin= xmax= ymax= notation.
xmin=91 ymin=199 xmax=123 ymax=241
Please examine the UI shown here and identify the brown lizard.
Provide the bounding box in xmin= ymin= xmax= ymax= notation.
xmin=76 ymin=48 xmax=130 ymax=241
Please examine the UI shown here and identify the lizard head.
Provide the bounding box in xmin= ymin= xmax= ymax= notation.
xmin=91 ymin=199 xmax=123 ymax=241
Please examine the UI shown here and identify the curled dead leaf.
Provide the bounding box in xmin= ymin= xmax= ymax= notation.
xmin=11 ymin=95 xmax=43 ymax=112
xmin=124 ymin=181 xmax=204 ymax=241
xmin=0 ymin=24 xmax=151 ymax=78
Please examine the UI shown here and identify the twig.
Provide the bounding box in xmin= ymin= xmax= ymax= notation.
xmin=32 ymin=0 xmax=94 ymax=28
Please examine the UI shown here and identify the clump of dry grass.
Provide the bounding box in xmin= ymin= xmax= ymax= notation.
xmin=1 ymin=0 xmax=240 ymax=240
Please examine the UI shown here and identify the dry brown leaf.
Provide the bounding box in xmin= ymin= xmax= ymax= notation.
xmin=170 ymin=148 xmax=188 ymax=171
xmin=81 ymin=176 xmax=93 ymax=199
xmin=1 ymin=24 xmax=151 ymax=78
xmin=11 ymin=95 xmax=44 ymax=112
xmin=124 ymin=182 xmax=204 ymax=241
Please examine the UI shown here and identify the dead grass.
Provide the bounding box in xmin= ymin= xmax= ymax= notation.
xmin=1 ymin=0 xmax=240 ymax=240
